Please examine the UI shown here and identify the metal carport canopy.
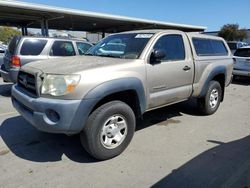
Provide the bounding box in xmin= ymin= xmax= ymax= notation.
xmin=0 ymin=1 xmax=206 ymax=33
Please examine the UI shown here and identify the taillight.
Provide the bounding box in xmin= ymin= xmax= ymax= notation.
xmin=11 ymin=55 xmax=21 ymax=67
xmin=233 ymin=58 xmax=236 ymax=64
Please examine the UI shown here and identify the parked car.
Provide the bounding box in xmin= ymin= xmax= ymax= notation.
xmin=12 ymin=30 xmax=233 ymax=160
xmin=233 ymin=46 xmax=250 ymax=77
xmin=227 ymin=41 xmax=248 ymax=54
xmin=0 ymin=45 xmax=6 ymax=67
xmin=0 ymin=36 xmax=93 ymax=83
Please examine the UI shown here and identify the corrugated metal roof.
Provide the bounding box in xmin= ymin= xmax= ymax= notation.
xmin=0 ymin=1 xmax=206 ymax=32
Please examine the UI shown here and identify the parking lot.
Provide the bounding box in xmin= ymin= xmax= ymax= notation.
xmin=0 ymin=77 xmax=249 ymax=188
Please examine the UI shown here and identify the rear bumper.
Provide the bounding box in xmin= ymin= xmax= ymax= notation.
xmin=12 ymin=84 xmax=98 ymax=134
xmin=233 ymin=69 xmax=250 ymax=77
xmin=0 ymin=65 xmax=19 ymax=82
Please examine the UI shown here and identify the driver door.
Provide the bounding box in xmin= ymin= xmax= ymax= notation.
xmin=146 ymin=33 xmax=194 ymax=109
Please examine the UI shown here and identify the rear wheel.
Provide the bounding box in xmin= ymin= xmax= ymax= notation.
xmin=80 ymin=101 xmax=135 ymax=160
xmin=198 ymin=81 xmax=222 ymax=115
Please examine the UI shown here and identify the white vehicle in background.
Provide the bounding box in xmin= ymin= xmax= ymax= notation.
xmin=233 ymin=46 xmax=250 ymax=78
xmin=0 ymin=36 xmax=93 ymax=83
xmin=227 ymin=41 xmax=248 ymax=54
xmin=0 ymin=44 xmax=7 ymax=67
xmin=0 ymin=43 xmax=7 ymax=49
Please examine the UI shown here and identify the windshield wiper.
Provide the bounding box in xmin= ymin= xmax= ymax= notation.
xmin=84 ymin=53 xmax=123 ymax=58
xmin=84 ymin=53 xmax=94 ymax=56
xmin=97 ymin=54 xmax=122 ymax=58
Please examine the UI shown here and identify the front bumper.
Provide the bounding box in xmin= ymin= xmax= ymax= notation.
xmin=12 ymin=85 xmax=97 ymax=134
xmin=233 ymin=69 xmax=250 ymax=77
xmin=0 ymin=65 xmax=19 ymax=83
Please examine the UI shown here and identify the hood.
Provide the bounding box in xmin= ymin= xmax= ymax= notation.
xmin=22 ymin=56 xmax=134 ymax=74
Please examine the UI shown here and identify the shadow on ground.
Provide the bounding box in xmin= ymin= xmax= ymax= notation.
xmin=152 ymin=136 xmax=250 ymax=188
xmin=231 ymin=76 xmax=250 ymax=86
xmin=0 ymin=116 xmax=98 ymax=163
xmin=0 ymin=99 xmax=201 ymax=163
xmin=0 ymin=83 xmax=12 ymax=97
xmin=136 ymin=98 xmax=201 ymax=131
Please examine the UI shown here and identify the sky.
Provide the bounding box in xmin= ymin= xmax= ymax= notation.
xmin=21 ymin=0 xmax=250 ymax=31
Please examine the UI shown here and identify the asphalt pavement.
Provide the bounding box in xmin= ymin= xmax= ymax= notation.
xmin=0 ymin=77 xmax=249 ymax=188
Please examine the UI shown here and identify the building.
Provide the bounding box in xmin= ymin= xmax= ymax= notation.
xmin=0 ymin=1 xmax=206 ymax=40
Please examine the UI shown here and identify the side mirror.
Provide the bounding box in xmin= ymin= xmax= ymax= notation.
xmin=150 ymin=49 xmax=166 ymax=63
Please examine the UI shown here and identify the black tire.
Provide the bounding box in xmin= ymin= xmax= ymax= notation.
xmin=197 ymin=81 xmax=222 ymax=115
xmin=80 ymin=101 xmax=135 ymax=160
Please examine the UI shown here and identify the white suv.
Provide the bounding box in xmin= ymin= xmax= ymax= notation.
xmin=233 ymin=46 xmax=250 ymax=77
xmin=0 ymin=36 xmax=93 ymax=83
xmin=0 ymin=45 xmax=6 ymax=67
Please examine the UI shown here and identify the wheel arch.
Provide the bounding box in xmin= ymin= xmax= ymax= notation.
xmin=84 ymin=77 xmax=146 ymax=117
xmin=199 ymin=66 xmax=227 ymax=101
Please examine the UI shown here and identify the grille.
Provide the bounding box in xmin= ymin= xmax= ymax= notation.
xmin=18 ymin=71 xmax=37 ymax=96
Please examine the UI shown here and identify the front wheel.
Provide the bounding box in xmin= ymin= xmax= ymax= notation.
xmin=197 ymin=81 xmax=222 ymax=115
xmin=80 ymin=101 xmax=135 ymax=160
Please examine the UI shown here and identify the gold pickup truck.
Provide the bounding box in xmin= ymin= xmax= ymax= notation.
xmin=11 ymin=30 xmax=233 ymax=160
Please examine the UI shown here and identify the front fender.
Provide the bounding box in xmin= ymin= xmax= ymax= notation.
xmin=84 ymin=77 xmax=147 ymax=114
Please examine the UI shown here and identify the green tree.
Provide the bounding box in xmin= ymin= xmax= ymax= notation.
xmin=0 ymin=26 xmax=21 ymax=44
xmin=218 ymin=24 xmax=248 ymax=41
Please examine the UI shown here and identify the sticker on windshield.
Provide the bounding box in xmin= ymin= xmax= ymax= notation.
xmin=135 ymin=34 xmax=153 ymax=38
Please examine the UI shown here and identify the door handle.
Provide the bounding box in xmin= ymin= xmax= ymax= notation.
xmin=183 ymin=66 xmax=191 ymax=71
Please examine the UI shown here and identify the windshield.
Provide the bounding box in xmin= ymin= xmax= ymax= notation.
xmin=234 ymin=48 xmax=250 ymax=57
xmin=86 ymin=33 xmax=154 ymax=59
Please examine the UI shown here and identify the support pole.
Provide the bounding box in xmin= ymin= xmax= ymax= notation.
xmin=21 ymin=27 xmax=28 ymax=36
xmin=102 ymin=31 xmax=105 ymax=38
xmin=44 ymin=19 xmax=49 ymax=36
xmin=24 ymin=27 xmax=28 ymax=35
xmin=21 ymin=27 xmax=25 ymax=36
xmin=41 ymin=20 xmax=45 ymax=36
xmin=41 ymin=19 xmax=49 ymax=36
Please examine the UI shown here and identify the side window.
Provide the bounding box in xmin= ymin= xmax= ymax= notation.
xmin=50 ymin=41 xmax=75 ymax=56
xmin=8 ymin=36 xmax=21 ymax=55
xmin=193 ymin=38 xmax=228 ymax=56
xmin=20 ymin=39 xmax=47 ymax=55
xmin=76 ymin=42 xmax=92 ymax=55
xmin=210 ymin=40 xmax=228 ymax=55
xmin=192 ymin=38 xmax=213 ymax=56
xmin=153 ymin=35 xmax=185 ymax=61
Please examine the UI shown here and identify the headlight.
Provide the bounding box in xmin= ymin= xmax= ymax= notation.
xmin=41 ymin=74 xmax=81 ymax=96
